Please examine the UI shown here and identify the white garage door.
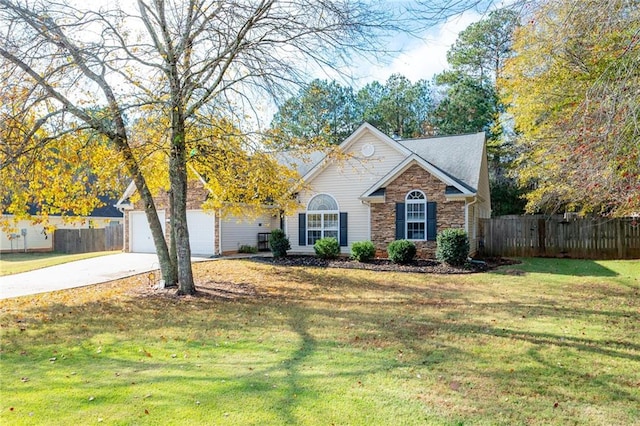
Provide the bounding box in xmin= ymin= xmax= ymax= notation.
xmin=130 ymin=211 xmax=165 ymax=253
xmin=187 ymin=210 xmax=215 ymax=256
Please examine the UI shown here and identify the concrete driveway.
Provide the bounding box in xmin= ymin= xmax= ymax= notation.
xmin=0 ymin=253 xmax=212 ymax=299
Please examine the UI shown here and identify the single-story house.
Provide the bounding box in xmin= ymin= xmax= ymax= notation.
xmin=284 ymin=122 xmax=491 ymax=258
xmin=118 ymin=122 xmax=491 ymax=258
xmin=0 ymin=201 xmax=123 ymax=253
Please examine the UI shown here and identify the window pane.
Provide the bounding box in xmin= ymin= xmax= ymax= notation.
xmin=407 ymin=190 xmax=425 ymax=200
xmin=307 ymin=213 xmax=322 ymax=229
xmin=407 ymin=222 xmax=425 ymax=240
xmin=324 ymin=230 xmax=338 ymax=240
xmin=324 ymin=213 xmax=339 ymax=229
xmin=308 ymin=230 xmax=322 ymax=245
xmin=407 ymin=203 xmax=425 ymax=220
xmin=308 ymin=194 xmax=338 ymax=211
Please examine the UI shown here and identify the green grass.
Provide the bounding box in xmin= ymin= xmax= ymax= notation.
xmin=0 ymin=257 xmax=638 ymax=425
xmin=0 ymin=251 xmax=119 ymax=276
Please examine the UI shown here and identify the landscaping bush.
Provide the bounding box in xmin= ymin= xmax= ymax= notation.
xmin=436 ymin=228 xmax=470 ymax=266
xmin=268 ymin=229 xmax=290 ymax=258
xmin=238 ymin=245 xmax=258 ymax=254
xmin=314 ymin=237 xmax=341 ymax=259
xmin=387 ymin=239 xmax=416 ymax=264
xmin=350 ymin=241 xmax=376 ymax=262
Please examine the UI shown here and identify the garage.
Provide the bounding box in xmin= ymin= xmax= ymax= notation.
xmin=130 ymin=210 xmax=166 ymax=253
xmin=186 ymin=210 xmax=215 ymax=256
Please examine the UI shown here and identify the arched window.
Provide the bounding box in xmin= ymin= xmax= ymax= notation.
xmin=406 ymin=190 xmax=426 ymax=240
xmin=307 ymin=194 xmax=339 ymax=245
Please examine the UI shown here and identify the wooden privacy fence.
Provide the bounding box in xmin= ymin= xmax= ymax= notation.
xmin=479 ymin=215 xmax=640 ymax=259
xmin=54 ymin=225 xmax=123 ymax=254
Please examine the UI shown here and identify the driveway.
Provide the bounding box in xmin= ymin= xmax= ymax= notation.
xmin=0 ymin=253 xmax=213 ymax=299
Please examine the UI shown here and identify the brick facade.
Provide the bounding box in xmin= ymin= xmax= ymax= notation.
xmin=370 ymin=164 xmax=465 ymax=259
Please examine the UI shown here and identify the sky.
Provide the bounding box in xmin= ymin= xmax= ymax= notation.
xmin=349 ymin=10 xmax=483 ymax=86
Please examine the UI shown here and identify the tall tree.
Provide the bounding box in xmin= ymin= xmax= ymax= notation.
xmin=270 ymin=79 xmax=358 ymax=145
xmin=502 ymin=0 xmax=640 ymax=216
xmin=430 ymin=7 xmax=523 ymax=215
xmin=271 ymin=74 xmax=434 ymax=143
xmin=446 ymin=8 xmax=519 ymax=86
xmin=357 ymin=74 xmax=433 ymax=138
xmin=1 ymin=0 xmax=397 ymax=295
xmin=430 ymin=73 xmax=498 ymax=135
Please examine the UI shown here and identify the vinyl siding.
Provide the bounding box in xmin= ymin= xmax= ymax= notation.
xmin=221 ymin=211 xmax=279 ymax=253
xmin=287 ymin=131 xmax=406 ymax=254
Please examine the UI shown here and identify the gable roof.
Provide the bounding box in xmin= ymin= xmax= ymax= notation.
xmin=398 ymin=132 xmax=485 ymax=192
xmin=360 ymin=132 xmax=486 ymax=199
xmin=272 ymin=150 xmax=327 ymax=178
xmin=300 ymin=122 xmax=411 ymax=184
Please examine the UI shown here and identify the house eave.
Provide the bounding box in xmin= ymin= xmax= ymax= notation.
xmin=362 ymin=155 xmax=475 ymax=199
xmin=359 ymin=195 xmax=385 ymax=204
xmin=445 ymin=193 xmax=476 ymax=202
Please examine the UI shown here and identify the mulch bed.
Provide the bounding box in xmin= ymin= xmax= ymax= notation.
xmin=132 ymin=256 xmax=519 ymax=300
xmin=253 ymin=255 xmax=519 ymax=274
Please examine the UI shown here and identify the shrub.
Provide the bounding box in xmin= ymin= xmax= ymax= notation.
xmin=387 ymin=239 xmax=416 ymax=264
xmin=351 ymin=241 xmax=376 ymax=262
xmin=314 ymin=237 xmax=341 ymax=259
xmin=436 ymin=228 xmax=470 ymax=266
xmin=268 ymin=229 xmax=290 ymax=258
xmin=238 ymin=245 xmax=258 ymax=254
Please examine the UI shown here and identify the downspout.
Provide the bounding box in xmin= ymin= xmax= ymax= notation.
xmin=361 ymin=199 xmax=371 ymax=240
xmin=465 ymin=197 xmax=478 ymax=255
xmin=218 ymin=210 xmax=222 ymax=256
xmin=115 ymin=203 xmax=128 ymax=252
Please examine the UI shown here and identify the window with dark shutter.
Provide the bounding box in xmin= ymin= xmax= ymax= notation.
xmin=395 ymin=202 xmax=405 ymax=239
xmin=339 ymin=212 xmax=348 ymax=246
xmin=298 ymin=213 xmax=306 ymax=246
xmin=427 ymin=201 xmax=437 ymax=241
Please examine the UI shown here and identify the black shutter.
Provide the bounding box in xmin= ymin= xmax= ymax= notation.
xmin=427 ymin=202 xmax=437 ymax=241
xmin=339 ymin=212 xmax=348 ymax=247
xmin=395 ymin=203 xmax=405 ymax=239
xmin=298 ymin=213 xmax=306 ymax=246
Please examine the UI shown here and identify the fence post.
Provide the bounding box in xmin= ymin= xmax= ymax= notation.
xmin=617 ymin=219 xmax=624 ymax=259
xmin=537 ymin=218 xmax=546 ymax=256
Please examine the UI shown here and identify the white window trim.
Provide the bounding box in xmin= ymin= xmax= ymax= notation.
xmin=406 ymin=190 xmax=426 ymax=241
xmin=307 ymin=194 xmax=339 ymax=245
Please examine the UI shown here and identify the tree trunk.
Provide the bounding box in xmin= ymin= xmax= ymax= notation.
xmin=114 ymin=137 xmax=178 ymax=288
xmin=168 ymin=189 xmax=178 ymax=285
xmin=170 ymin=119 xmax=196 ymax=296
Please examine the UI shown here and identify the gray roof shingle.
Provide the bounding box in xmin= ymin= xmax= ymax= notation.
xmin=398 ymin=132 xmax=485 ymax=192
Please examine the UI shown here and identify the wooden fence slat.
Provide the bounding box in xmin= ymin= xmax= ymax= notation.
xmin=54 ymin=225 xmax=123 ymax=254
xmin=479 ymin=216 xmax=640 ymax=259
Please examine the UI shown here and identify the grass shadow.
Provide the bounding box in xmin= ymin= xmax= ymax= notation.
xmin=498 ymin=257 xmax=623 ymax=277
xmin=1 ymin=258 xmax=639 ymax=424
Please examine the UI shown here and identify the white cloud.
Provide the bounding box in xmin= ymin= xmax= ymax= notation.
xmin=351 ymin=10 xmax=483 ymax=86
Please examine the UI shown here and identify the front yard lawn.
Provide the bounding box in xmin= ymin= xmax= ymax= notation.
xmin=0 ymin=258 xmax=638 ymax=425
xmin=0 ymin=251 xmax=119 ymax=276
